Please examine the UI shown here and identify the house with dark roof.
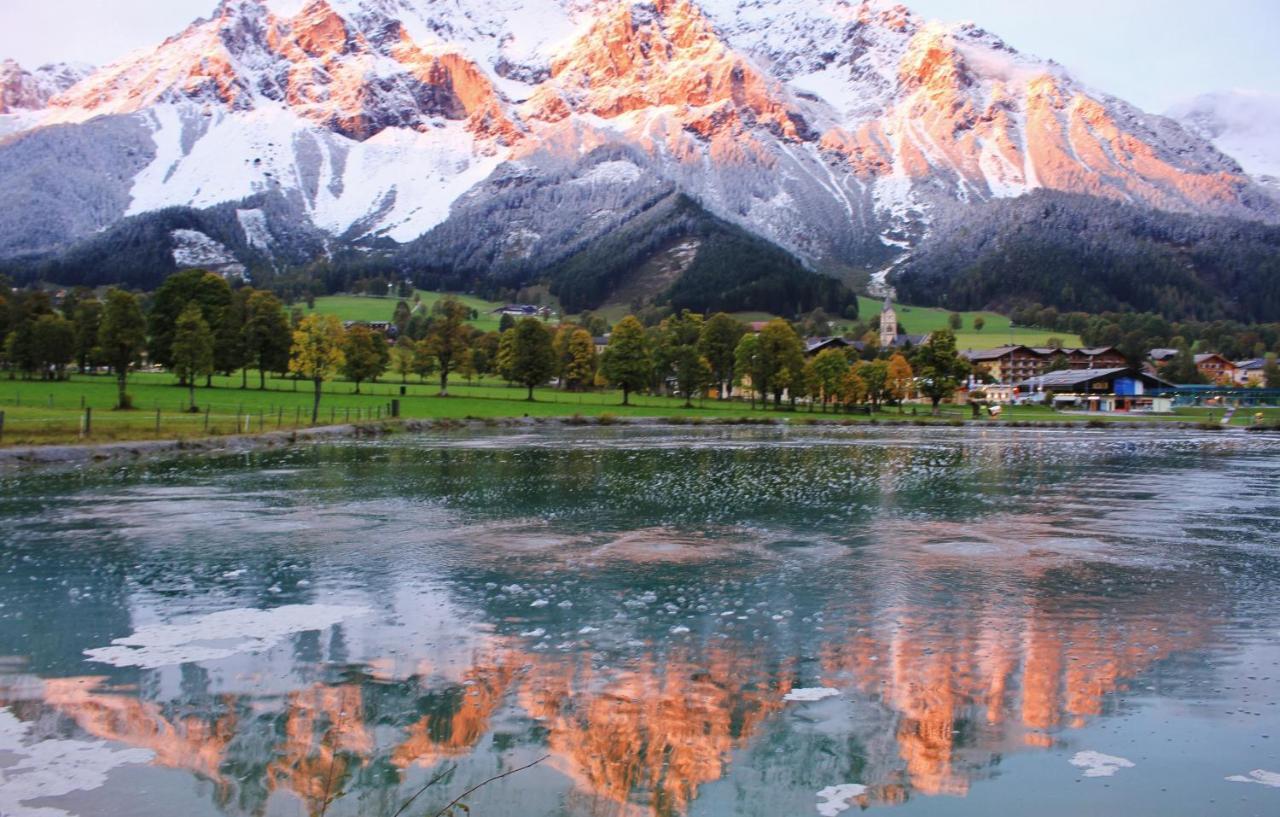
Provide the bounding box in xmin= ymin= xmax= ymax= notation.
xmin=805 ymin=337 xmax=851 ymax=356
xmin=1233 ymin=358 xmax=1268 ymax=386
xmin=1016 ymin=367 xmax=1175 ymax=413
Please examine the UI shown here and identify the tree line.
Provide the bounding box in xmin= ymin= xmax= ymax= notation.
xmin=2 ymin=269 xmax=979 ymax=424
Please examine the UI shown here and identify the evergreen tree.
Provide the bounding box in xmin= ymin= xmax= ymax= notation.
xmin=171 ymin=303 xmax=215 ymax=410
xmin=98 ymin=289 xmax=147 ymax=410
xmin=601 ymin=316 xmax=652 ymax=406
xmin=509 ymin=317 xmax=556 ymax=400
xmin=289 ymin=314 xmax=346 ymax=424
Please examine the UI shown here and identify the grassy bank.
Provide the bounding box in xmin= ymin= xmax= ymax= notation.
xmin=0 ymin=372 xmax=1275 ymax=447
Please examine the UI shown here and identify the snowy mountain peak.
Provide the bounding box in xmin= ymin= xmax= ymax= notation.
xmin=1 ymin=0 xmax=1276 ymax=272
xmin=0 ymin=59 xmax=92 ymax=114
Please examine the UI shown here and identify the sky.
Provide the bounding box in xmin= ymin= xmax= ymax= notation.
xmin=1 ymin=0 xmax=1278 ymax=112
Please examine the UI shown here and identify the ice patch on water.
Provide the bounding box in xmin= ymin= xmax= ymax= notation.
xmin=815 ymin=783 xmax=867 ymax=816
xmin=83 ymin=604 xmax=370 ymax=668
xmin=521 ymin=628 xmax=547 ymax=638
xmin=1070 ymin=751 xmax=1135 ymax=777
xmin=1226 ymin=769 xmax=1280 ymax=787
xmin=784 ymin=687 xmax=840 ymax=702
xmin=0 ymin=708 xmax=155 ymax=817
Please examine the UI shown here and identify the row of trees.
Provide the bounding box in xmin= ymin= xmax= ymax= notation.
xmin=4 ymin=269 xmax=977 ymax=421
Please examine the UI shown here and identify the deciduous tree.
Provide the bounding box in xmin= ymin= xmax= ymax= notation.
xmin=341 ymin=325 xmax=389 ymax=393
xmin=886 ymin=353 xmax=914 ymax=412
xmin=601 ymin=316 xmax=652 ymax=406
xmin=289 ymin=314 xmax=345 ymax=424
xmin=562 ymin=328 xmax=598 ymax=391
xmin=810 ymin=348 xmax=849 ymax=411
xmin=98 ymin=289 xmax=147 ymax=410
xmin=510 ymin=317 xmax=556 ymax=401
xmin=426 ymin=297 xmax=470 ymax=395
xmin=170 ymin=303 xmax=215 ymax=411
xmin=698 ymin=312 xmax=745 ymax=399
xmin=243 ymin=290 xmax=292 ymax=389
xmin=912 ymin=329 xmax=970 ymax=415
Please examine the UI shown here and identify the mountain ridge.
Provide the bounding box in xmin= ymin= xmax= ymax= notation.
xmin=1 ymin=0 xmax=1277 ymax=317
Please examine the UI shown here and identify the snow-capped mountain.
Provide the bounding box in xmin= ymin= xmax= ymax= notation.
xmin=1169 ymin=90 xmax=1280 ymax=190
xmin=1 ymin=0 xmax=1276 ymax=285
xmin=0 ymin=59 xmax=92 ymax=136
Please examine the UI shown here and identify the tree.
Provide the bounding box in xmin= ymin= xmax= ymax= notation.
xmin=885 ymin=353 xmax=914 ymax=412
xmin=973 ymin=316 xmax=986 ymax=332
xmin=72 ymin=298 xmax=102 ymax=373
xmin=672 ymin=345 xmax=712 ymax=407
xmin=32 ymin=314 xmax=75 ymax=380
xmin=170 ymin=303 xmax=215 ymax=411
xmin=1044 ymin=354 xmax=1071 ymax=373
xmin=509 ymin=317 xmax=556 ymax=400
xmin=390 ymin=338 xmax=416 ymax=383
xmin=948 ymin=312 xmax=963 ymax=331
xmin=341 ymin=325 xmax=389 ymax=393
xmin=289 ymin=314 xmax=345 ymax=425
xmin=412 ymin=337 xmax=438 ymax=383
xmin=1163 ymin=346 xmax=1204 ymax=385
xmin=810 ymin=348 xmax=849 ymax=411
xmin=392 ymin=300 xmax=413 ymax=336
xmin=562 ymin=328 xmax=598 ymax=391
xmin=498 ymin=313 xmax=517 ymax=333
xmin=243 ymin=291 xmax=292 ymax=389
xmin=495 ymin=330 xmax=516 ymax=384
xmin=734 ymin=333 xmax=763 ymax=408
xmin=601 ymin=316 xmax=652 ymax=406
xmin=912 ymin=329 xmax=970 ymax=415
xmin=858 ymin=359 xmax=889 ymax=411
xmin=757 ymin=319 xmax=805 ymax=407
xmin=218 ymin=287 xmax=252 ymax=386
xmin=840 ymin=367 xmax=867 ymax=408
xmin=148 ymin=269 xmax=232 ymax=376
xmin=426 ymin=297 xmax=470 ymax=395
xmin=98 ymin=289 xmax=147 ymax=409
xmin=1264 ymin=354 xmax=1280 ymax=389
xmin=698 ymin=312 xmax=745 ymax=398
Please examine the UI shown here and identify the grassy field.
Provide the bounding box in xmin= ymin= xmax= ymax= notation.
xmin=0 ymin=372 xmax=1275 ymax=447
xmin=296 ymin=291 xmax=509 ymax=332
xmin=854 ymin=297 xmax=1082 ymax=350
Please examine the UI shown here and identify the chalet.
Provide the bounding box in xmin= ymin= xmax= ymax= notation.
xmin=962 ymin=345 xmax=1126 ymax=383
xmin=805 ymin=337 xmax=851 ymax=357
xmin=1194 ymin=353 xmax=1237 ymax=385
xmin=1148 ymin=348 xmax=1179 ymax=366
xmin=1234 ymin=358 xmax=1268 ymax=386
xmin=1017 ymin=367 xmax=1175 ymax=413
xmin=492 ymin=304 xmax=550 ymax=318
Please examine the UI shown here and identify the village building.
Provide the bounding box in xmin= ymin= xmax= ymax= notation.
xmin=877 ymin=297 xmax=930 ymax=349
xmin=1016 ymin=367 xmax=1175 ymax=413
xmin=961 ymin=345 xmax=1126 ymax=383
xmin=1233 ymin=358 xmax=1268 ymax=386
xmin=1194 ymin=353 xmax=1238 ymax=385
xmin=492 ymin=304 xmax=551 ymax=318
xmin=805 ymin=337 xmax=851 ymax=357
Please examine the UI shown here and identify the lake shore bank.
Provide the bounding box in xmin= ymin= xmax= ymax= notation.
xmin=2 ymin=413 xmax=1274 ymax=470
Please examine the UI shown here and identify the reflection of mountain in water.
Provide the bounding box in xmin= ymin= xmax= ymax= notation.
xmin=0 ymin=565 xmax=1220 ymax=816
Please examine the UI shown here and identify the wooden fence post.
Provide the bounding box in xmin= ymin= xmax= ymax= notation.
xmin=83 ymin=407 xmax=91 ymax=436
xmin=155 ymin=408 xmax=161 ymax=434
xmin=204 ymin=407 xmax=210 ymax=433
xmin=0 ymin=410 xmax=5 ymax=443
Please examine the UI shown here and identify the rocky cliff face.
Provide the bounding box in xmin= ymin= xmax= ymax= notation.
xmin=0 ymin=59 xmax=91 ymax=114
xmin=1 ymin=0 xmax=1276 ymax=278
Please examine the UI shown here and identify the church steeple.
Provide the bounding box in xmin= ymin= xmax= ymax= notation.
xmin=879 ymin=296 xmax=898 ymax=348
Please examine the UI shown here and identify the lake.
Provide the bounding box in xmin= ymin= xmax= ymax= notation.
xmin=1 ymin=426 xmax=1278 ymax=816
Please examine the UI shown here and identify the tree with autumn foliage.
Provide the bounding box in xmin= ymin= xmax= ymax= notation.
xmin=289 ymin=314 xmax=345 ymax=425
xmin=886 ymin=353 xmax=914 ymax=412
xmin=601 ymin=316 xmax=652 ymax=406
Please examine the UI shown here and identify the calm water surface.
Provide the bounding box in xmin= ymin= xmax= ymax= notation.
xmin=1 ymin=426 xmax=1279 ymax=817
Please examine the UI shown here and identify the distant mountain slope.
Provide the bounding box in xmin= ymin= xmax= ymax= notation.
xmin=1169 ymin=90 xmax=1280 ymax=190
xmin=892 ymin=190 xmax=1280 ymax=323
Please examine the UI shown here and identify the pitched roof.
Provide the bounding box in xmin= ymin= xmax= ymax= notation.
xmin=1235 ymin=358 xmax=1267 ymax=370
xmin=1194 ymin=353 xmax=1235 ymax=366
xmin=1016 ymin=367 xmax=1174 ymax=390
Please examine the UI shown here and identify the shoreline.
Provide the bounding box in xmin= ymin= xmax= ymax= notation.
xmin=1 ymin=414 xmax=1274 ymax=471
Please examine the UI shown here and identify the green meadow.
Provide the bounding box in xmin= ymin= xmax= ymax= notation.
xmin=0 ymin=372 xmax=1273 ymax=448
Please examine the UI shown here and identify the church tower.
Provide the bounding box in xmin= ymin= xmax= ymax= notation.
xmin=879 ymin=296 xmax=898 ymax=348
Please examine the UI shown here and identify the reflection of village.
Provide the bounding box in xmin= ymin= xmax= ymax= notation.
xmin=0 ymin=580 xmax=1215 ymax=817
